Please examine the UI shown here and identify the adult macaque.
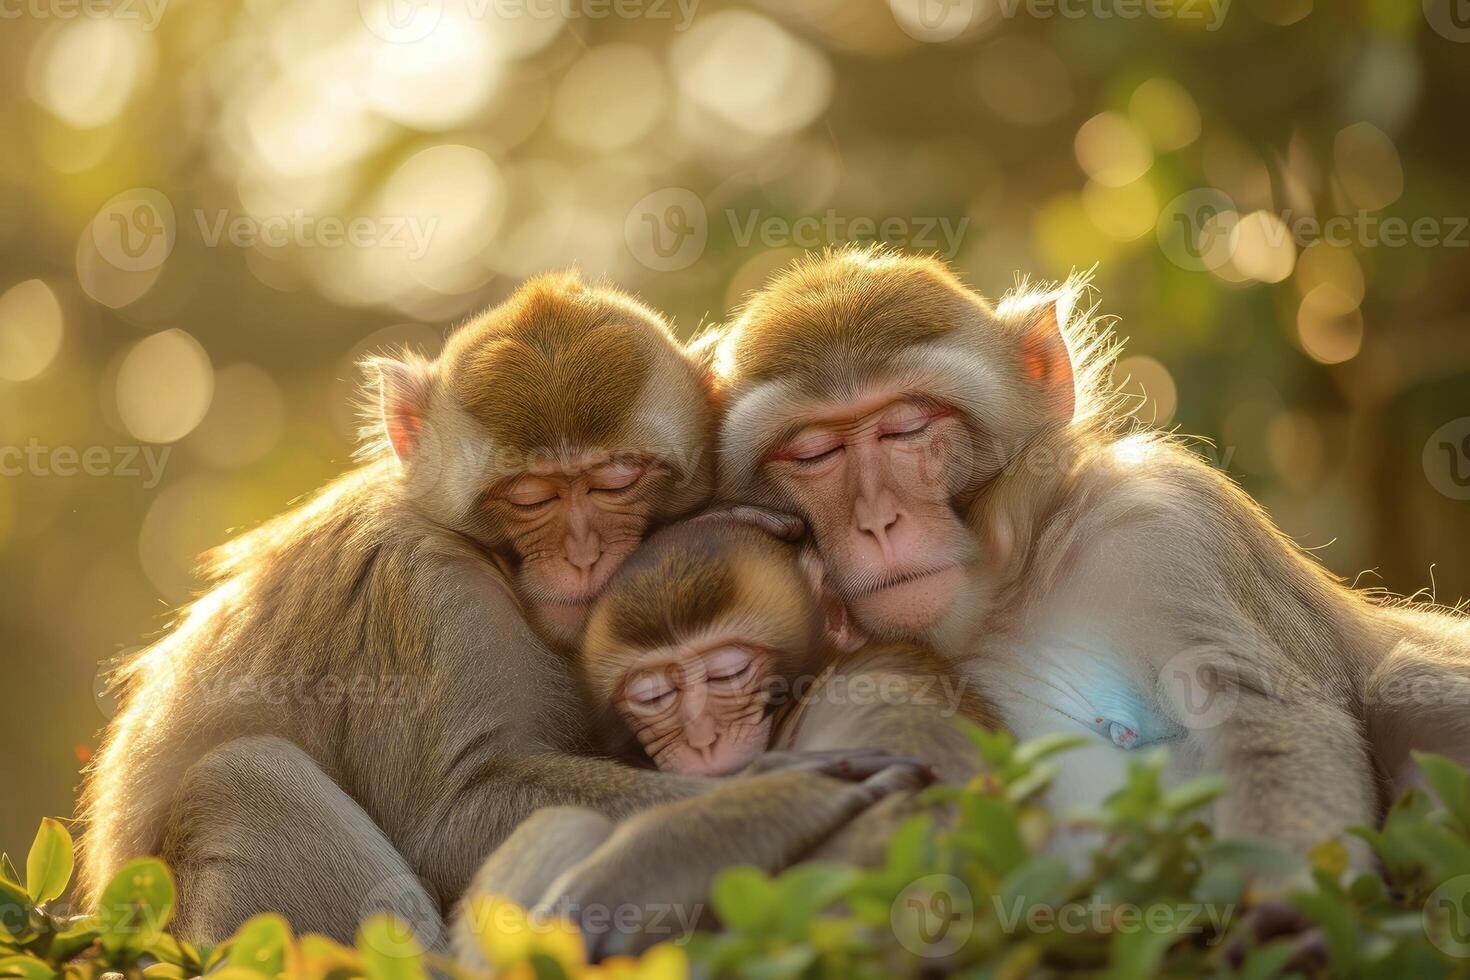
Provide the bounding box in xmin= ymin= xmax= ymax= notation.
xmin=453 ymin=508 xmax=988 ymax=961
xmin=79 ymin=272 xmax=731 ymax=945
xmin=710 ymin=247 xmax=1470 ymax=864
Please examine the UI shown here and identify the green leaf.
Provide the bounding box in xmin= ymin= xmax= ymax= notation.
xmin=1288 ymin=889 xmax=1359 ymax=970
xmin=1237 ymin=937 xmax=1299 ymax=980
xmin=998 ymin=856 xmax=1070 ymax=911
xmin=0 ymin=858 xmax=19 ymax=889
xmin=774 ymin=863 xmax=858 ymax=932
xmin=96 ymin=858 xmax=175 ymax=954
xmin=145 ymin=932 xmax=187 ymax=968
xmin=1348 ymin=870 xmax=1387 ymax=906
xmin=711 ymin=867 xmax=778 ymax=933
xmin=960 ymin=795 xmax=1028 ymax=877
xmin=47 ymin=922 xmax=100 ymax=962
xmin=0 ymin=955 xmax=55 ymax=980
xmin=883 ymin=815 xmax=934 ymax=879
xmin=966 ymin=724 xmax=1017 ymax=770
xmin=1105 ymin=916 xmax=1179 ymax=980
xmin=1200 ymin=837 xmax=1300 ymax=877
xmin=1398 ymin=823 xmax=1470 ymax=881
xmin=0 ymin=880 xmax=31 ymax=942
xmin=356 ymin=915 xmax=427 ymax=980
xmin=1414 ymin=752 xmax=1470 ymax=832
xmin=1013 ymin=732 xmax=1091 ymax=769
xmin=526 ymin=950 xmax=570 ymax=980
xmin=741 ymin=945 xmax=817 ymax=980
xmin=1005 ymin=763 xmax=1060 ymax=805
xmin=25 ymin=821 xmax=73 ymax=906
xmin=226 ymin=913 xmax=292 ymax=977
xmin=1161 ymin=776 xmax=1225 ymax=816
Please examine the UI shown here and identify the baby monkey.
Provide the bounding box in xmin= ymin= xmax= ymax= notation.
xmin=581 ymin=508 xmax=828 ymax=775
xmin=581 ymin=507 xmax=993 ymax=783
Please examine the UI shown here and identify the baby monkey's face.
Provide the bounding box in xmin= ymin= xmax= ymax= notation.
xmin=615 ymin=641 xmax=776 ymax=776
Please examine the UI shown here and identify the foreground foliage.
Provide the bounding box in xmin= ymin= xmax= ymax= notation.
xmin=7 ymin=732 xmax=1470 ymax=979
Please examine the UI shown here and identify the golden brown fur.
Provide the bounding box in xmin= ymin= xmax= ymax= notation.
xmin=711 ymin=246 xmax=1470 ymax=865
xmin=453 ymin=510 xmax=989 ymax=960
xmin=78 ymin=273 xmax=718 ymax=943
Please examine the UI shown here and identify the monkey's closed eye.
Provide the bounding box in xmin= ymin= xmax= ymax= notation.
xmin=791 ymin=445 xmax=843 ymax=465
xmin=588 ymin=460 xmax=648 ymax=494
xmin=626 ymin=671 xmax=675 ymax=708
xmin=880 ymin=416 xmax=934 ymax=441
xmin=709 ymin=662 xmax=753 ymax=686
xmin=704 ymin=646 xmax=754 ymax=684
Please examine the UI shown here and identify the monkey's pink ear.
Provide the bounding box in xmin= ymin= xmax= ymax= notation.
xmin=367 ymin=356 xmax=433 ymax=463
xmin=682 ymin=328 xmax=726 ymax=408
xmin=1019 ymin=302 xmax=1076 ymax=420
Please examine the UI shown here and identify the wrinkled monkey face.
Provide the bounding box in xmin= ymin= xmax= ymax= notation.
xmin=767 ymin=394 xmax=974 ymax=637
xmin=492 ymin=452 xmax=663 ymax=644
xmin=615 ymin=643 xmax=775 ymax=776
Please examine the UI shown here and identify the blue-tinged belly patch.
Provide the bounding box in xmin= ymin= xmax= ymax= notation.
xmin=1011 ymin=637 xmax=1185 ymax=750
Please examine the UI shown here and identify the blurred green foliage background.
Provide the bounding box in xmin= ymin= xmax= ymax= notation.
xmin=0 ymin=0 xmax=1467 ymax=857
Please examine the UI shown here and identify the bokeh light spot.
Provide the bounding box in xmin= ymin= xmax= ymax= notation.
xmin=115 ymin=330 xmax=216 ymax=444
xmin=27 ymin=19 xmax=153 ymax=129
xmin=671 ymin=11 xmax=833 ymax=137
xmin=0 ymin=280 xmax=66 ymax=382
xmin=1075 ymin=112 xmax=1154 ymax=188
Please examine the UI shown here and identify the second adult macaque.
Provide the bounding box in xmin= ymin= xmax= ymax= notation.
xmin=710 ymin=247 xmax=1470 ymax=866
xmin=453 ymin=509 xmax=989 ymax=960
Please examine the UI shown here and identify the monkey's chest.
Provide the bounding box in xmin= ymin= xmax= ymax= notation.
xmin=976 ymin=636 xmax=1184 ymax=751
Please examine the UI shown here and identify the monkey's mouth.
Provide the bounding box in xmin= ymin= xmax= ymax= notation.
xmin=853 ymin=563 xmax=961 ymax=596
xmin=847 ymin=565 xmax=964 ymax=633
xmin=541 ymin=593 xmax=596 ymax=608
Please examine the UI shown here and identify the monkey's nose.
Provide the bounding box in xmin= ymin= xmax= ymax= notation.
xmin=854 ymin=498 xmax=901 ymax=563
xmin=564 ymin=531 xmax=602 ymax=572
xmin=683 ymin=713 xmax=717 ymax=750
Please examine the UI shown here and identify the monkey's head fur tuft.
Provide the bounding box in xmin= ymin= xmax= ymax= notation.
xmin=355 ymin=270 xmax=716 ymax=536
xmin=713 ymin=245 xmax=1120 ymax=504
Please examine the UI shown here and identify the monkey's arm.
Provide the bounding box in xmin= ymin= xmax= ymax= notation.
xmin=535 ymin=760 xmax=928 ymax=959
xmin=774 ymin=644 xmax=990 ymax=865
xmin=776 ymin=643 xmax=988 ymax=783
xmin=406 ymin=748 xmax=711 ymax=911
xmin=1157 ymin=636 xmax=1378 ymax=865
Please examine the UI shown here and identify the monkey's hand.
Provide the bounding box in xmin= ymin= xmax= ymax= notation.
xmin=741 ymin=747 xmax=937 ymax=783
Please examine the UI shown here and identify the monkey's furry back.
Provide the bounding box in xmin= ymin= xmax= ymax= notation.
xmin=76 ymin=457 xmax=580 ymax=904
